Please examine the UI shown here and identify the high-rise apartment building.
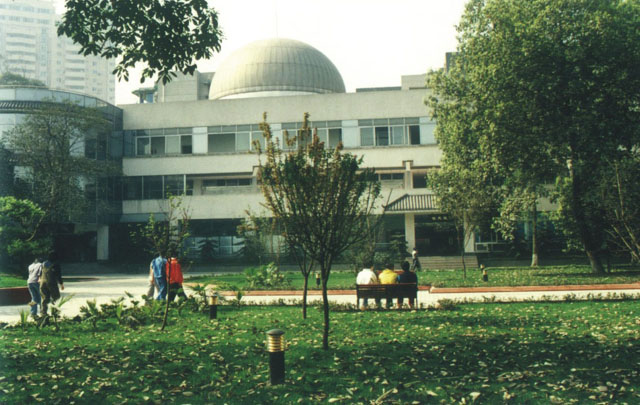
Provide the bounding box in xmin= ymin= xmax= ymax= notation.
xmin=0 ymin=0 xmax=115 ymax=103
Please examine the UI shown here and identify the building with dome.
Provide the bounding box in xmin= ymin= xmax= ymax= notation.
xmin=107 ymin=38 xmax=464 ymax=262
xmin=111 ymin=38 xmax=475 ymax=262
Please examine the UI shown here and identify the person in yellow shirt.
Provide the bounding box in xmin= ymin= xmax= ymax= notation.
xmin=378 ymin=263 xmax=398 ymax=308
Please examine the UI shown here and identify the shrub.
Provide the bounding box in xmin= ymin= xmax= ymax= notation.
xmin=243 ymin=262 xmax=290 ymax=289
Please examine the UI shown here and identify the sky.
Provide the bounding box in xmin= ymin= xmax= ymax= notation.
xmin=57 ymin=0 xmax=469 ymax=105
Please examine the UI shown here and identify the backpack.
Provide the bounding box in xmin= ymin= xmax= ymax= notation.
xmin=40 ymin=261 xmax=53 ymax=285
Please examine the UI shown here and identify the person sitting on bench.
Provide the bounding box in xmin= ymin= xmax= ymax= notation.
xmin=397 ymin=261 xmax=418 ymax=309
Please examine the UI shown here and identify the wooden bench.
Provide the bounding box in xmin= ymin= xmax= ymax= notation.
xmin=356 ymin=283 xmax=418 ymax=308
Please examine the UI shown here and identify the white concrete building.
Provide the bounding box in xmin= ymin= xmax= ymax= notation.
xmin=0 ymin=0 xmax=115 ymax=103
xmin=108 ymin=38 xmax=460 ymax=262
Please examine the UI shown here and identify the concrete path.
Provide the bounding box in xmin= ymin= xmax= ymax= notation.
xmin=2 ymin=274 xmax=640 ymax=324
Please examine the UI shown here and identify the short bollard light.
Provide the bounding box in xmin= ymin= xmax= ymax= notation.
xmin=207 ymin=293 xmax=218 ymax=320
xmin=266 ymin=329 xmax=286 ymax=385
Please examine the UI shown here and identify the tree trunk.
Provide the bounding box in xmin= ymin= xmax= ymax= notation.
xmin=569 ymin=161 xmax=605 ymax=273
xmin=160 ymin=260 xmax=171 ymax=330
xmin=530 ymin=203 xmax=539 ymax=267
xmin=321 ymin=272 xmax=330 ymax=350
xmin=458 ymin=225 xmax=466 ymax=279
xmin=302 ymin=273 xmax=308 ymax=319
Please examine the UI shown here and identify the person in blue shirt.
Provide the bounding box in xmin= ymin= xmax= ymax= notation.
xmin=150 ymin=255 xmax=168 ymax=300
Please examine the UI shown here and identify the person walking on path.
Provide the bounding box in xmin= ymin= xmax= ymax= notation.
xmin=166 ymin=257 xmax=187 ymax=302
xmin=397 ymin=260 xmax=418 ymax=309
xmin=411 ymin=247 xmax=422 ymax=272
xmin=356 ymin=259 xmax=380 ymax=310
xmin=150 ymin=254 xmax=168 ymax=300
xmin=27 ymin=258 xmax=43 ymax=318
xmin=40 ymin=253 xmax=64 ymax=315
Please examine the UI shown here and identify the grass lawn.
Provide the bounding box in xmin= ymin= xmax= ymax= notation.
xmin=187 ymin=264 xmax=640 ymax=290
xmin=1 ymin=300 xmax=639 ymax=404
xmin=0 ymin=273 xmax=26 ymax=288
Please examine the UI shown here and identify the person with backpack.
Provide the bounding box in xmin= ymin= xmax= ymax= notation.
xmin=27 ymin=258 xmax=43 ymax=318
xmin=40 ymin=253 xmax=64 ymax=315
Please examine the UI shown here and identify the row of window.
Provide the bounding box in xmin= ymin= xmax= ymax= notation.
xmin=0 ymin=15 xmax=50 ymax=24
xmin=117 ymin=171 xmax=429 ymax=201
xmin=0 ymin=4 xmax=53 ymax=13
xmin=129 ymin=118 xmax=432 ymax=157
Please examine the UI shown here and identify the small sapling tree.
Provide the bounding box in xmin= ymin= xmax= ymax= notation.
xmin=257 ymin=113 xmax=381 ymax=349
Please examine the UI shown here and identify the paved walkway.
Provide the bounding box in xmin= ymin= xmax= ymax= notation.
xmin=2 ymin=274 xmax=640 ymax=324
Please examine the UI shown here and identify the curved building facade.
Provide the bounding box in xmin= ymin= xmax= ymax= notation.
xmin=0 ymin=86 xmax=123 ymax=261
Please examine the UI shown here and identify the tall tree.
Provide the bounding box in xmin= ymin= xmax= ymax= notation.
xmin=258 ymin=113 xmax=381 ymax=350
xmin=426 ymin=66 xmax=498 ymax=275
xmin=429 ymin=0 xmax=640 ymax=273
xmin=4 ymin=101 xmax=120 ymax=226
xmin=57 ymin=0 xmax=223 ymax=84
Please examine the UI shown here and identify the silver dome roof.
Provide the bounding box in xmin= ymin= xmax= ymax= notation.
xmin=209 ymin=38 xmax=346 ymax=100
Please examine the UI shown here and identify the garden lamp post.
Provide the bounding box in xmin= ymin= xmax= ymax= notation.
xmin=266 ymin=329 xmax=285 ymax=385
xmin=207 ymin=293 xmax=218 ymax=320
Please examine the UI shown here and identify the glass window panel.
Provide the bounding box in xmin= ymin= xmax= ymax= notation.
xmin=85 ymin=138 xmax=96 ymax=158
xmin=237 ymin=125 xmax=250 ymax=131
xmin=164 ymin=175 xmax=183 ymax=196
xmin=149 ymin=128 xmax=163 ymax=136
xmin=181 ymin=135 xmax=192 ymax=154
xmin=151 ymin=136 xmax=165 ymax=155
xmin=316 ymin=128 xmax=328 ymax=145
xmin=358 ymin=119 xmax=372 ymax=126
xmin=207 ymin=126 xmax=220 ymax=133
xmin=123 ymin=177 xmax=142 ymax=200
xmin=143 ymin=176 xmax=163 ymax=199
xmin=405 ymin=117 xmax=419 ymax=125
xmin=236 ymin=132 xmax=250 ymax=151
xmin=185 ymin=179 xmax=194 ymax=196
xmin=166 ymin=136 xmax=180 ymax=154
xmin=208 ymin=133 xmax=235 ymax=153
xmin=412 ymin=172 xmax=427 ymax=188
xmin=238 ymin=178 xmax=251 ymax=186
xmin=391 ymin=126 xmax=405 ymax=145
xmin=409 ymin=125 xmax=421 ymax=145
xmin=375 ymin=126 xmax=389 ymax=146
xmin=373 ymin=119 xmax=388 ymax=126
xmin=328 ymin=128 xmax=342 ymax=148
xmin=178 ymin=127 xmax=192 ymax=135
xmin=327 ymin=120 xmax=342 ymax=127
xmin=136 ymin=137 xmax=150 ymax=155
xmin=360 ymin=127 xmax=374 ymax=146
xmin=97 ymin=139 xmax=107 ymax=160
xmin=389 ymin=118 xmax=404 ymax=125
xmin=164 ymin=128 xmax=178 ymax=135
xmin=251 ymin=132 xmax=266 ymax=151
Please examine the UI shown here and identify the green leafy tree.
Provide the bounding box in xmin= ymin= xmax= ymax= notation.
xmin=4 ymin=101 xmax=120 ymax=226
xmin=0 ymin=197 xmax=52 ymax=271
xmin=257 ymin=113 xmax=381 ymax=349
xmin=428 ymin=0 xmax=640 ymax=273
xmin=57 ymin=0 xmax=223 ymax=84
xmin=132 ymin=195 xmax=190 ymax=330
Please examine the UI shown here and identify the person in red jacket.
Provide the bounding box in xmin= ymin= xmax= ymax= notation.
xmin=166 ymin=257 xmax=187 ymax=302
